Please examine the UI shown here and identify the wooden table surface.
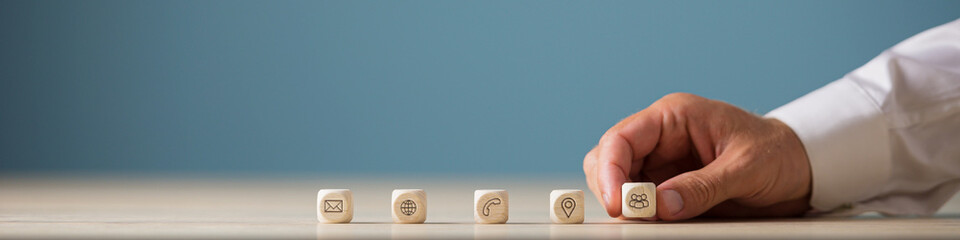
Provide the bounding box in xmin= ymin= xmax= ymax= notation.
xmin=2 ymin=173 xmax=960 ymax=239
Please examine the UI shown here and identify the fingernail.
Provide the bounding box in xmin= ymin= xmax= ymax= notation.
xmin=662 ymin=189 xmax=684 ymax=216
xmin=602 ymin=192 xmax=611 ymax=206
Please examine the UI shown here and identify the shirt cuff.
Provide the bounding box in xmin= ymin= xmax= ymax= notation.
xmin=765 ymin=78 xmax=892 ymax=213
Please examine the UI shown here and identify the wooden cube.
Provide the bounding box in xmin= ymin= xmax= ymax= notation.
xmin=474 ymin=189 xmax=508 ymax=224
xmin=549 ymin=189 xmax=584 ymax=224
xmin=621 ymin=182 xmax=656 ymax=218
xmin=316 ymin=189 xmax=353 ymax=223
xmin=391 ymin=189 xmax=426 ymax=224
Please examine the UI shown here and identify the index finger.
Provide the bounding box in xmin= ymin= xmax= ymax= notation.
xmin=595 ymin=109 xmax=662 ymax=217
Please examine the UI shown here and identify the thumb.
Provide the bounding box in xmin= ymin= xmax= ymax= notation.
xmin=656 ymin=160 xmax=742 ymax=221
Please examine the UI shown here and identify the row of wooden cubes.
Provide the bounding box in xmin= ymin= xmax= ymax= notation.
xmin=317 ymin=182 xmax=655 ymax=224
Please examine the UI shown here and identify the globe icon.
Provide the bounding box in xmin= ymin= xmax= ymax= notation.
xmin=400 ymin=200 xmax=417 ymax=215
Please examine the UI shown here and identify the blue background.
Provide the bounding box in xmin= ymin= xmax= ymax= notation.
xmin=1 ymin=0 xmax=958 ymax=174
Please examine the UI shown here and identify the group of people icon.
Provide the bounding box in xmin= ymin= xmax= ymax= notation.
xmin=628 ymin=193 xmax=650 ymax=210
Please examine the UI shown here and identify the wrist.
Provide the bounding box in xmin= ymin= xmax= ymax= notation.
xmin=766 ymin=118 xmax=813 ymax=202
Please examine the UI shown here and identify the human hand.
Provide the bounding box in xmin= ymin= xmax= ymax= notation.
xmin=583 ymin=93 xmax=811 ymax=221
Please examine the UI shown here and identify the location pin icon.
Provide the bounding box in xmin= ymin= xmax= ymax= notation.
xmin=561 ymin=197 xmax=576 ymax=218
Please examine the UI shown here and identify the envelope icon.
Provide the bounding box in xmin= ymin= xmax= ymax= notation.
xmin=323 ymin=200 xmax=343 ymax=213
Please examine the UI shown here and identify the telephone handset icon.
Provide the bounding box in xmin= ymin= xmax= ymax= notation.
xmin=482 ymin=198 xmax=502 ymax=216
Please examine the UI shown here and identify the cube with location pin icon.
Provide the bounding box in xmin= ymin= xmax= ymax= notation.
xmin=550 ymin=189 xmax=584 ymax=224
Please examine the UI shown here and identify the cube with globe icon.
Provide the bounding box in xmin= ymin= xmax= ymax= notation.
xmin=621 ymin=182 xmax=656 ymax=218
xmin=391 ymin=189 xmax=426 ymax=223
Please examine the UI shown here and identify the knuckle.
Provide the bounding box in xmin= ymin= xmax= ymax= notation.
xmin=657 ymin=92 xmax=704 ymax=117
xmin=583 ymin=149 xmax=597 ymax=173
xmin=583 ymin=157 xmax=591 ymax=173
xmin=663 ymin=92 xmax=694 ymax=99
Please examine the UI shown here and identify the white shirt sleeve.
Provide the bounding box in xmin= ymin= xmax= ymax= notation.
xmin=766 ymin=18 xmax=960 ymax=216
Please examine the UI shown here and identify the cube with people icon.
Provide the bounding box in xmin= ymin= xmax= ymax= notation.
xmin=621 ymin=182 xmax=656 ymax=218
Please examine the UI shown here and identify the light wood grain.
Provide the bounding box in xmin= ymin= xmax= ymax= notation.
xmin=474 ymin=190 xmax=508 ymax=224
xmin=2 ymin=173 xmax=960 ymax=239
xmin=549 ymin=189 xmax=584 ymax=224
xmin=622 ymin=182 xmax=656 ymax=218
xmin=391 ymin=189 xmax=426 ymax=224
xmin=317 ymin=189 xmax=353 ymax=223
